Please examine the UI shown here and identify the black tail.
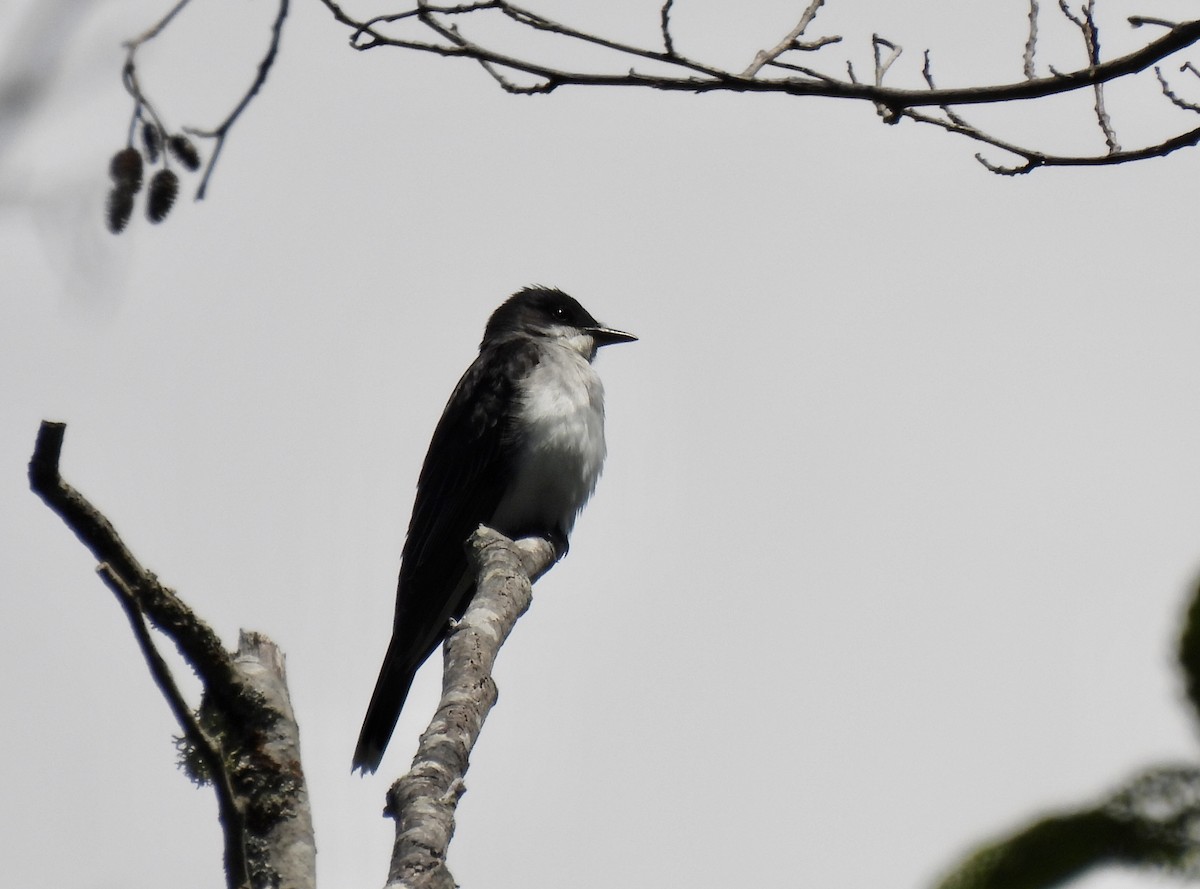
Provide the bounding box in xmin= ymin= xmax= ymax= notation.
xmin=352 ymin=639 xmax=419 ymax=774
xmin=354 ymin=569 xmax=476 ymax=773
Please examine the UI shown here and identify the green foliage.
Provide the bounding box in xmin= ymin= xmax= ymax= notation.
xmin=934 ymin=809 xmax=1130 ymax=889
xmin=1177 ymin=575 xmax=1200 ymax=729
xmin=934 ymin=767 xmax=1200 ymax=889
xmin=932 ymin=574 xmax=1200 ymax=889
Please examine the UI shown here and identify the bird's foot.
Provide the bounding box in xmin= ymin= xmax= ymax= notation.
xmin=546 ymin=529 xmax=570 ymax=560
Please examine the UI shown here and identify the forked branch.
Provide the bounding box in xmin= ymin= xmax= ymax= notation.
xmin=28 ymin=421 xmax=315 ymax=889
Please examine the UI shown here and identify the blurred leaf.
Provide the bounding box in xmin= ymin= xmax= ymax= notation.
xmin=1179 ymin=576 xmax=1200 ymax=730
xmin=932 ymin=766 xmax=1200 ymax=889
xmin=933 ymin=808 xmax=1128 ymax=889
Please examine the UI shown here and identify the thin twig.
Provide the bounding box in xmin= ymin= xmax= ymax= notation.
xmin=764 ymin=59 xmax=843 ymax=83
xmin=741 ymin=0 xmax=830 ymax=78
xmin=124 ymin=0 xmax=194 ymax=50
xmin=902 ymin=105 xmax=1200 ymax=173
xmin=922 ymin=50 xmax=972 ymax=129
xmin=495 ymin=2 xmax=720 ymax=76
xmin=1156 ymin=66 xmax=1200 ymax=112
xmin=118 ymin=0 xmax=196 ymax=156
xmin=872 ymin=34 xmax=901 ymax=85
xmin=791 ymin=35 xmax=843 ymax=52
xmin=97 ymin=563 xmax=250 ymax=889
xmin=1084 ymin=1 xmax=1119 ymax=151
xmin=872 ymin=35 xmax=902 ymax=121
xmin=1025 ymin=0 xmax=1039 ymax=79
xmin=186 ymin=0 xmax=290 ymax=198
xmin=1130 ymin=16 xmax=1180 ymax=29
xmin=27 ymin=423 xmax=241 ymax=723
xmin=660 ymin=0 xmax=675 ymax=57
xmin=1059 ymin=0 xmax=1119 ymax=151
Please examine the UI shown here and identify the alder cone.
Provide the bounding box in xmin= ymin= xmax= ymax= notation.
xmin=146 ymin=169 xmax=179 ymax=223
xmin=109 ymin=147 xmax=144 ymax=192
xmin=142 ymin=123 xmax=162 ymax=163
xmin=105 ymin=186 xmax=135 ymax=234
xmin=167 ymin=134 xmax=202 ymax=172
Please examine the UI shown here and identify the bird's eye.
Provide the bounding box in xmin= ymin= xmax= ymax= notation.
xmin=551 ymin=307 xmax=568 ymax=320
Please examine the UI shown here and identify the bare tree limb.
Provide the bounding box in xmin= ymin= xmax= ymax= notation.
xmin=319 ymin=3 xmax=1200 ymax=105
xmin=28 ymin=420 xmax=316 ymax=889
xmin=309 ymin=2 xmax=1200 ymax=172
xmin=384 ymin=526 xmax=556 ymax=889
xmin=101 ymin=1 xmax=1200 ymax=202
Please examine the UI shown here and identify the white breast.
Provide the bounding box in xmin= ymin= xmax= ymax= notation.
xmin=490 ymin=339 xmax=607 ymax=538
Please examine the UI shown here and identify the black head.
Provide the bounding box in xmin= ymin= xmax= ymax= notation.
xmin=481 ymin=287 xmax=637 ymax=349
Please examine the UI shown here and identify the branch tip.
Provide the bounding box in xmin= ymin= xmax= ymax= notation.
xmin=29 ymin=420 xmax=66 ymax=490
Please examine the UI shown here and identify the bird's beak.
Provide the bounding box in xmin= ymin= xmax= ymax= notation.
xmin=588 ymin=326 xmax=638 ymax=347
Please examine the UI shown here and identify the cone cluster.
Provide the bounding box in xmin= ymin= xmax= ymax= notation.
xmin=105 ymin=123 xmax=202 ymax=233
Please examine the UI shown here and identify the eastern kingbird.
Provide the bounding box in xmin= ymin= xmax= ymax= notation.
xmin=353 ymin=287 xmax=636 ymax=773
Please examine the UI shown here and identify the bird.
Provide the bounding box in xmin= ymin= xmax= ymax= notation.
xmin=353 ymin=286 xmax=636 ymax=773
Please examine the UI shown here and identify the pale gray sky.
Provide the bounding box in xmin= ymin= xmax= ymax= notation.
xmin=3 ymin=2 xmax=1199 ymax=888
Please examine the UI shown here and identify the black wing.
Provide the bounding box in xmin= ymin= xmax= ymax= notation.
xmin=353 ymin=339 xmax=539 ymax=772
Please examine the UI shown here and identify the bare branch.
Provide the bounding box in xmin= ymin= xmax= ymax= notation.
xmin=1059 ymin=0 xmax=1120 ymax=151
xmin=764 ymin=58 xmax=843 ymax=83
xmin=1130 ymin=16 xmax=1180 ymax=30
xmin=384 ymin=527 xmax=556 ymax=888
xmin=29 ymin=421 xmax=316 ymax=889
xmin=118 ymin=0 xmax=193 ymax=138
xmin=660 ymin=0 xmax=675 ymax=56
xmin=1025 ymin=0 xmax=1040 ymax=79
xmin=186 ymin=0 xmax=289 ymax=198
xmin=902 ymin=104 xmax=1200 ymax=173
xmin=872 ymin=34 xmax=902 ymax=85
xmin=741 ymin=0 xmax=831 ymax=78
xmin=29 ymin=423 xmax=233 ymax=689
xmin=1157 ymin=65 xmax=1200 ymax=112
xmin=320 ymin=5 xmax=1200 ymax=108
xmin=101 ymin=0 xmax=1200 ymax=207
xmin=1058 ymin=0 xmax=1086 ymax=30
xmin=871 ymin=34 xmax=903 ymax=122
xmin=921 ymin=50 xmax=972 ymax=130
xmin=305 ymin=3 xmax=1200 ymax=173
